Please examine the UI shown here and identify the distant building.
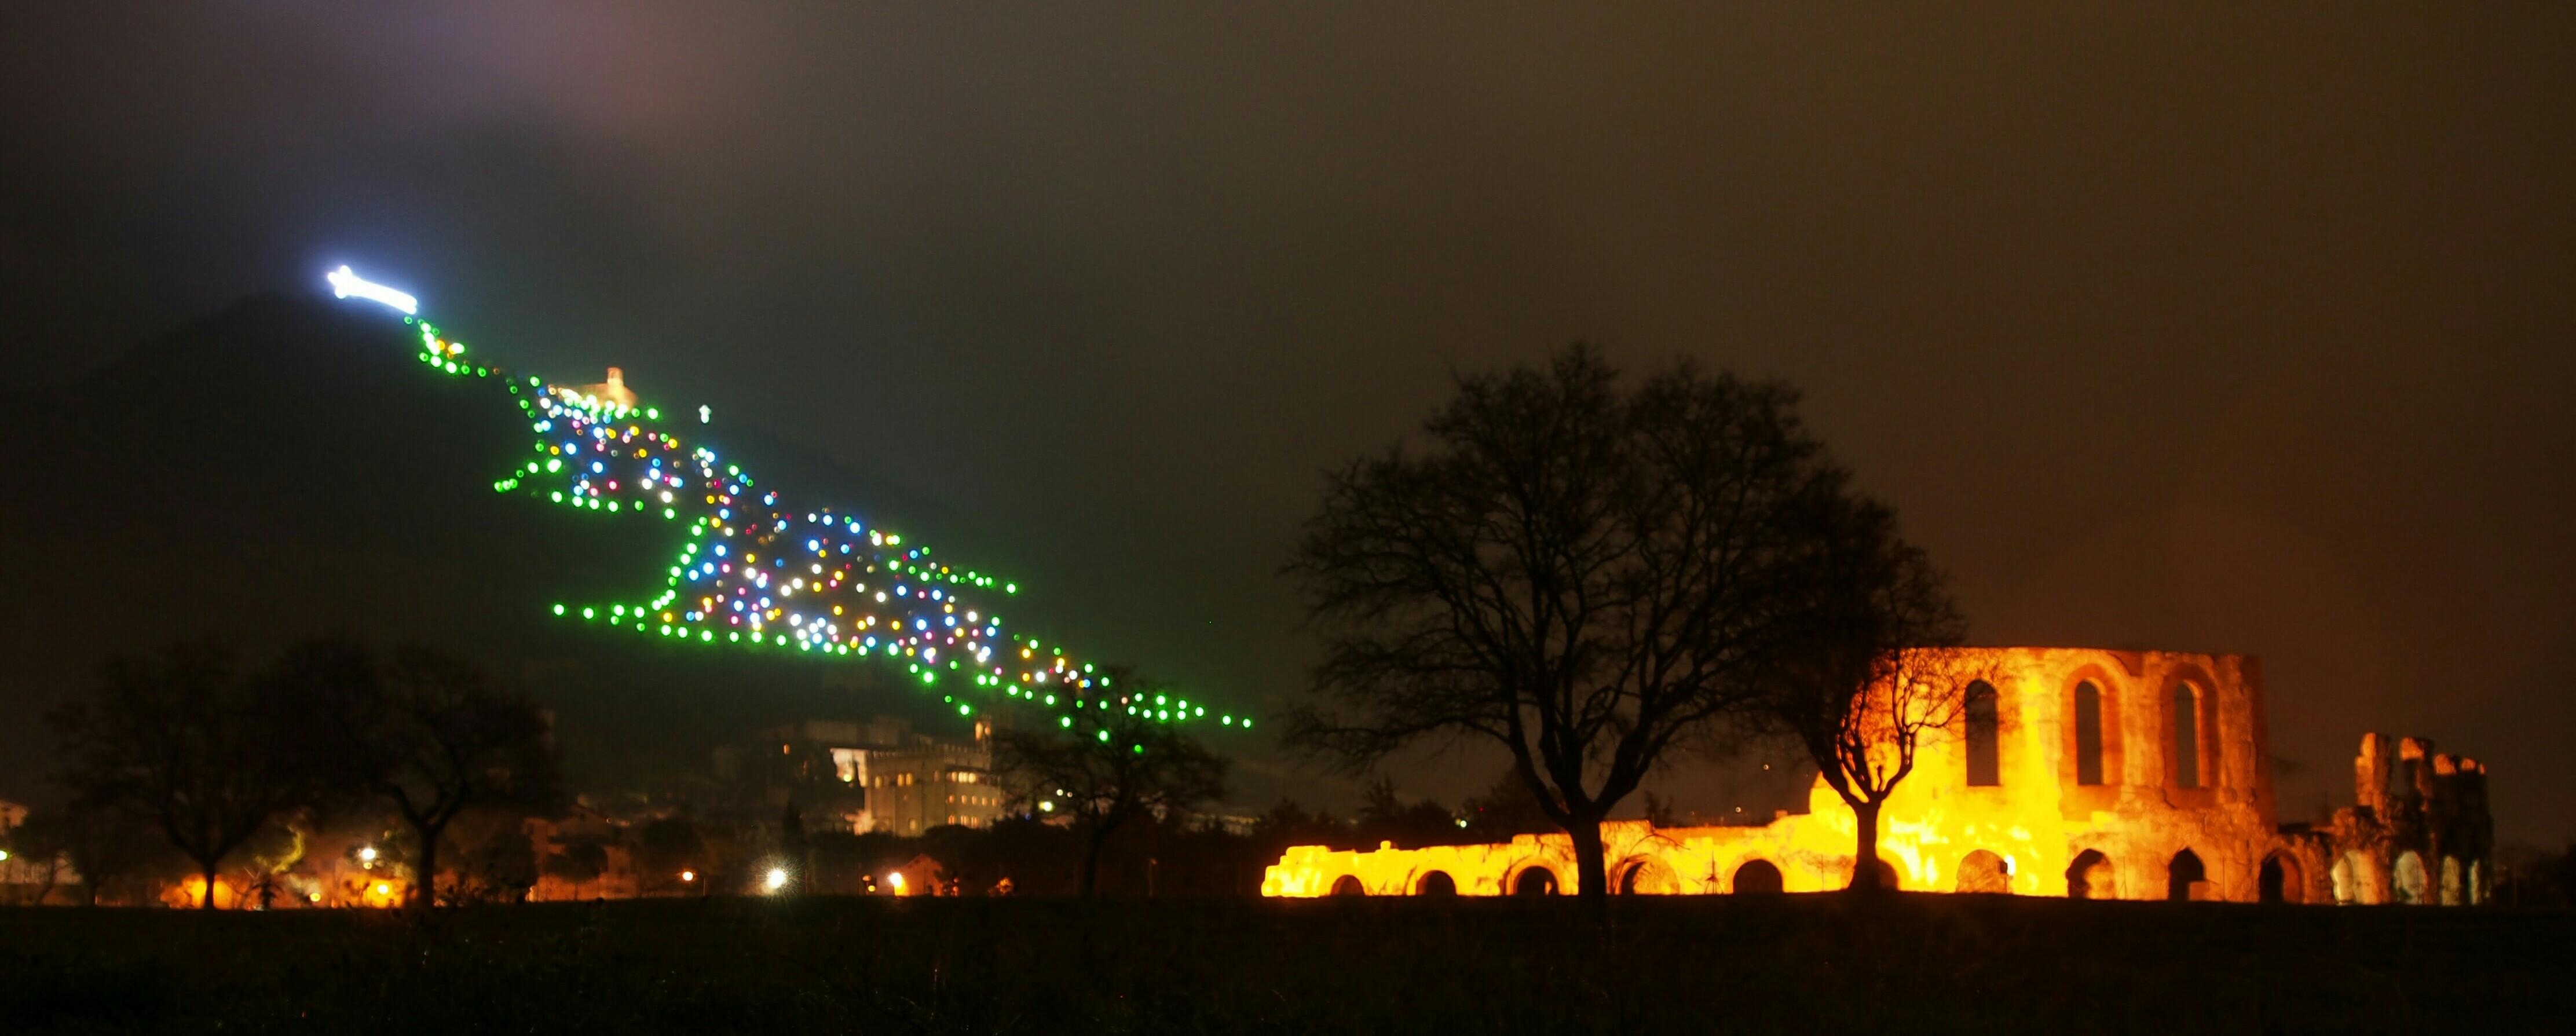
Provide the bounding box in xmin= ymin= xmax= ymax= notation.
xmin=714 ymin=715 xmax=1005 ymax=834
xmin=567 ymin=366 xmax=638 ymax=409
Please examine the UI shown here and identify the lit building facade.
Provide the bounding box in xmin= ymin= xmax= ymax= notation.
xmin=1263 ymin=647 xmax=2493 ymax=905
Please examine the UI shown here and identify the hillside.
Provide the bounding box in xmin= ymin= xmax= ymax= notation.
xmin=0 ymin=294 xmax=974 ymax=800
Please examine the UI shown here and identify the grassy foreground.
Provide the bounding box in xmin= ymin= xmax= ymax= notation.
xmin=1 ymin=895 xmax=2567 ymax=1034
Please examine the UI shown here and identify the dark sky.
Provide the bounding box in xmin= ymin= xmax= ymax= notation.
xmin=5 ymin=4 xmax=2573 ymax=840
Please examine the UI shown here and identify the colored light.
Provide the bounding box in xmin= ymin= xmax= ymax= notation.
xmin=328 ymin=274 xmax=1250 ymax=737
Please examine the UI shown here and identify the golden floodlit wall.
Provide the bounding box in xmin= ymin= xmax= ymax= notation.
xmin=1264 ymin=647 xmax=2291 ymax=901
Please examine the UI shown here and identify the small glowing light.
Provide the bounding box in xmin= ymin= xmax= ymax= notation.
xmin=698 ymin=405 xmax=712 ymax=423
xmin=374 ymin=883 xmax=391 ymax=895
xmin=888 ymin=872 xmax=906 ymax=891
xmin=764 ymin=867 xmax=789 ymax=892
xmin=680 ymin=870 xmax=696 ymax=883
xmin=325 ymin=265 xmax=418 ymax=314
xmin=358 ymin=847 xmax=378 ymax=863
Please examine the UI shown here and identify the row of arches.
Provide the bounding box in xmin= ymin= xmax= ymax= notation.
xmin=1959 ymin=675 xmax=2220 ymax=792
xmin=1329 ymin=847 xmax=2418 ymax=901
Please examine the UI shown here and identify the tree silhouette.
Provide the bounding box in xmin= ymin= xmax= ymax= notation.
xmin=1287 ymin=345 xmax=1866 ymax=903
xmin=47 ymin=642 xmax=310 ymax=909
xmin=1757 ymin=495 xmax=1974 ymax=891
xmin=990 ymin=668 xmax=1228 ymax=896
xmin=273 ymin=639 xmax=564 ymax=908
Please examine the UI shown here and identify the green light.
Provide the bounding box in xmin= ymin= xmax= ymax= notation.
xmin=581 ymin=607 xmax=595 ymax=619
xmin=552 ymin=604 xmax=566 ymax=616
xmin=1096 ymin=730 xmax=1110 ymax=742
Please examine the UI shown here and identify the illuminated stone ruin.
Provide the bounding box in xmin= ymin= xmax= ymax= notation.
xmin=1261 ymin=647 xmax=2494 ymax=903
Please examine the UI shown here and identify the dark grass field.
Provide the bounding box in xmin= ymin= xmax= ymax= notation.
xmin=2 ymin=895 xmax=2568 ymax=1034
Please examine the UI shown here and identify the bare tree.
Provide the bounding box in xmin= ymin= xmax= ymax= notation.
xmin=2 ymin=811 xmax=68 ymax=905
xmin=47 ymin=642 xmax=312 ymax=909
xmin=1286 ymin=346 xmax=1859 ymax=902
xmin=990 ymin=668 xmax=1228 ymax=897
xmin=1757 ymin=497 xmax=1974 ymax=891
xmin=51 ymin=807 xmax=166 ymax=906
xmin=273 ymin=639 xmax=564 ymax=908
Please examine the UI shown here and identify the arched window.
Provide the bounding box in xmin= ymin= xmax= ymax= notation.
xmin=2172 ymin=682 xmax=2202 ymax=788
xmin=1331 ymin=875 xmax=1366 ymax=896
xmin=2167 ymin=849 xmax=2208 ymax=901
xmin=2074 ymin=682 xmax=2105 ymax=786
xmin=2066 ymin=849 xmax=2114 ymax=899
xmin=1513 ymin=867 xmax=1558 ymax=897
xmin=1415 ymin=870 xmax=1457 ymax=896
xmin=2440 ymin=857 xmax=2462 ymax=906
xmin=1964 ymin=681 xmax=2000 ymax=786
xmin=1731 ymin=859 xmax=1784 ymax=894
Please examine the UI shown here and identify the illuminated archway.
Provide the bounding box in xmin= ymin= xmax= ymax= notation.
xmin=1618 ymin=858 xmax=1680 ymax=895
xmin=1956 ymin=850 xmax=2012 ymax=894
xmin=2394 ymin=852 xmax=2428 ymax=905
xmin=2066 ymin=849 xmax=2115 ymax=899
xmin=2166 ymin=848 xmax=2207 ymax=901
xmin=1730 ymin=859 xmax=1783 ymax=894
xmin=1330 ymin=874 xmax=1366 ymax=897
xmin=2260 ymin=853 xmax=2303 ymax=903
xmin=1415 ymin=870 xmax=1457 ymax=896
xmin=1512 ymin=867 xmax=1558 ymax=897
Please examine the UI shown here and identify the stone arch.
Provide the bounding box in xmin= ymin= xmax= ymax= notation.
xmin=1511 ymin=866 xmax=1559 ymax=897
xmin=1964 ymin=680 xmax=2001 ymax=786
xmin=2167 ymin=848 xmax=2208 ymax=901
xmin=2332 ymin=851 xmax=2377 ymax=905
xmin=1618 ymin=857 xmax=1681 ymax=895
xmin=2066 ymin=849 xmax=2116 ymax=899
xmin=2440 ymin=856 xmax=2462 ymax=906
xmin=1414 ymin=870 xmax=1457 ymax=896
xmin=2171 ymin=682 xmax=2202 ymax=788
xmin=1330 ymin=874 xmax=1366 ymax=897
xmin=2073 ymin=681 xmax=2107 ymax=786
xmin=1956 ymin=850 xmax=2012 ymax=894
xmin=2394 ymin=851 xmax=2428 ymax=905
xmin=2259 ymin=853 xmax=2303 ymax=904
xmin=1730 ymin=859 xmax=1784 ymax=894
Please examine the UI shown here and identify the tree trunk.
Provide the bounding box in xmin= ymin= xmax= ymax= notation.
xmin=1081 ymin=825 xmax=1109 ymax=898
xmin=1571 ymin=813 xmax=1610 ymax=906
xmin=410 ymin=820 xmax=445 ymax=910
xmin=1848 ymin=798 xmax=1884 ymax=892
xmin=199 ymin=859 xmax=219 ymax=909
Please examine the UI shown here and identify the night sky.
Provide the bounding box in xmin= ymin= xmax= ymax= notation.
xmin=5 ymin=5 xmax=2572 ymax=841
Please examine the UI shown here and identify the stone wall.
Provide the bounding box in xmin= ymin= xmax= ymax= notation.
xmin=1264 ymin=647 xmax=2484 ymax=904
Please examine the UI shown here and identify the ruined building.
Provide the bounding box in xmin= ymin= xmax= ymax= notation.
xmin=1262 ymin=647 xmax=2493 ymax=904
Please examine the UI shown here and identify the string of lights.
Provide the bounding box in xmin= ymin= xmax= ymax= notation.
xmin=330 ymin=267 xmax=1244 ymax=732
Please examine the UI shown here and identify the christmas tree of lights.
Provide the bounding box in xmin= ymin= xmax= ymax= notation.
xmin=329 ymin=266 xmax=1244 ymax=731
